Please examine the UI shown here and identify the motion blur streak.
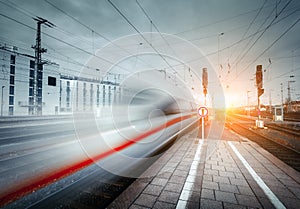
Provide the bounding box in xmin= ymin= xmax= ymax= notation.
xmin=0 ymin=114 xmax=196 ymax=206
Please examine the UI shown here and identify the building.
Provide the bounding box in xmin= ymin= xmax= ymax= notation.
xmin=0 ymin=45 xmax=60 ymax=116
xmin=59 ymin=75 xmax=121 ymax=113
xmin=0 ymin=45 xmax=121 ymax=116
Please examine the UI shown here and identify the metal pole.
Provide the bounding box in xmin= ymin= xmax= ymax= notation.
xmin=280 ymin=83 xmax=283 ymax=105
xmin=247 ymin=90 xmax=250 ymax=116
xmin=32 ymin=17 xmax=55 ymax=115
xmin=287 ymin=81 xmax=291 ymax=112
xmin=258 ymin=90 xmax=261 ymax=120
xmin=217 ymin=33 xmax=224 ymax=78
xmin=287 ymin=80 xmax=295 ymax=112
xmin=1 ymin=86 xmax=4 ymax=117
xmin=269 ymin=90 xmax=272 ymax=113
xmin=202 ymin=116 xmax=204 ymax=140
xmin=281 ymin=83 xmax=284 ymax=120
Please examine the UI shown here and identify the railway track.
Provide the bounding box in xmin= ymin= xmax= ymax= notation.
xmin=27 ymin=165 xmax=135 ymax=209
xmin=230 ymin=114 xmax=300 ymax=137
xmin=265 ymin=123 xmax=300 ymax=137
xmin=226 ymin=115 xmax=300 ymax=172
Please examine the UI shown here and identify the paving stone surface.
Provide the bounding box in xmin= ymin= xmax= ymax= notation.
xmin=108 ymin=126 xmax=300 ymax=209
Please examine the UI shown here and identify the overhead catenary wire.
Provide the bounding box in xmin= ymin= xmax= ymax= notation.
xmin=106 ymin=0 xmax=178 ymax=74
xmin=0 ymin=2 xmax=95 ymax=49
xmin=231 ymin=0 xmax=283 ymax=67
xmin=228 ymin=0 xmax=268 ymax=61
xmin=158 ymin=5 xmax=300 ymax=73
xmin=174 ymin=1 xmax=278 ymax=36
xmin=43 ymin=0 xmax=156 ymax=71
xmin=0 ymin=12 xmax=135 ymax=74
xmin=1 ymin=0 xmax=298 ymax=88
xmin=231 ymin=16 xmax=300 ymax=83
xmin=232 ymin=0 xmax=291 ymax=68
xmin=1 ymin=0 xmax=155 ymax=75
xmin=135 ymin=0 xmax=177 ymax=58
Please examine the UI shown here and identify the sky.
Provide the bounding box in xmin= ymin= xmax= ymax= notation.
xmin=0 ymin=0 xmax=299 ymax=107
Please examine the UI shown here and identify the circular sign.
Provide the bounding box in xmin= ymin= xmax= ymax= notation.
xmin=198 ymin=106 xmax=208 ymax=117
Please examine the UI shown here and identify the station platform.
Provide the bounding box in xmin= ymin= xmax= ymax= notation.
xmin=108 ymin=124 xmax=300 ymax=209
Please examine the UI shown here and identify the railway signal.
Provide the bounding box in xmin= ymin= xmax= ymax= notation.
xmin=202 ymin=68 xmax=208 ymax=97
xmin=256 ymin=65 xmax=263 ymax=89
xmin=258 ymin=88 xmax=264 ymax=97
xmin=256 ymin=65 xmax=264 ymax=97
xmin=255 ymin=65 xmax=264 ymax=128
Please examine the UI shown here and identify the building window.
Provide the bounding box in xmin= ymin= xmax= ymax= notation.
xmin=29 ymin=79 xmax=34 ymax=87
xmin=37 ymin=71 xmax=43 ymax=80
xmin=37 ymin=80 xmax=42 ymax=88
xmin=9 ymin=96 xmax=14 ymax=105
xmin=108 ymin=86 xmax=112 ymax=105
xmin=83 ymin=83 xmax=86 ymax=110
xmin=9 ymin=86 xmax=14 ymax=95
xmin=97 ymin=85 xmax=100 ymax=107
xmin=29 ymin=88 xmax=33 ymax=96
xmin=37 ymin=63 xmax=43 ymax=71
xmin=10 ymin=75 xmax=14 ymax=85
xmin=10 ymin=55 xmax=15 ymax=65
xmin=37 ymin=97 xmax=42 ymax=103
xmin=37 ymin=88 xmax=42 ymax=97
xmin=30 ymin=60 xmax=35 ymax=69
xmin=9 ymin=107 xmax=14 ymax=115
xmin=29 ymin=97 xmax=34 ymax=105
xmin=48 ymin=76 xmax=56 ymax=86
xmin=29 ymin=70 xmax=34 ymax=78
xmin=90 ymin=84 xmax=93 ymax=109
xmin=76 ymin=81 xmax=78 ymax=111
xmin=102 ymin=85 xmax=106 ymax=106
xmin=59 ymin=80 xmax=62 ymax=107
xmin=66 ymin=81 xmax=70 ymax=108
xmin=28 ymin=107 xmax=34 ymax=115
xmin=10 ymin=65 xmax=15 ymax=74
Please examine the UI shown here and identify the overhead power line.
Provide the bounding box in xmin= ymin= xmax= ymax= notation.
xmin=43 ymin=0 xmax=155 ymax=70
xmin=151 ymin=5 xmax=300 ymax=72
xmin=107 ymin=0 xmax=178 ymax=74
xmin=176 ymin=4 xmax=272 ymax=36
xmin=135 ymin=0 xmax=179 ymax=65
xmin=233 ymin=0 xmax=292 ymax=68
xmin=0 ymin=12 xmax=133 ymax=73
xmin=229 ymin=0 xmax=268 ymax=61
xmin=232 ymin=16 xmax=300 ymax=82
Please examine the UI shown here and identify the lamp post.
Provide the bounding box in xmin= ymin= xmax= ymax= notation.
xmin=247 ymin=90 xmax=251 ymax=116
xmin=218 ymin=32 xmax=224 ymax=78
xmin=1 ymin=86 xmax=5 ymax=117
xmin=287 ymin=80 xmax=295 ymax=112
xmin=269 ymin=89 xmax=273 ymax=113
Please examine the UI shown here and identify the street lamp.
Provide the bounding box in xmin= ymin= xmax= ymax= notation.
xmin=269 ymin=89 xmax=273 ymax=113
xmin=287 ymin=80 xmax=295 ymax=112
xmin=1 ymin=86 xmax=5 ymax=117
xmin=247 ymin=90 xmax=251 ymax=116
xmin=218 ymin=32 xmax=224 ymax=78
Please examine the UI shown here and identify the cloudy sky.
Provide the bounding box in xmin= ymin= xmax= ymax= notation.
xmin=0 ymin=0 xmax=299 ymax=107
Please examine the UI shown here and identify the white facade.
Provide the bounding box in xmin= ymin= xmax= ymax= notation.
xmin=0 ymin=47 xmax=60 ymax=116
xmin=59 ymin=76 xmax=121 ymax=113
xmin=0 ymin=46 xmax=122 ymax=116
